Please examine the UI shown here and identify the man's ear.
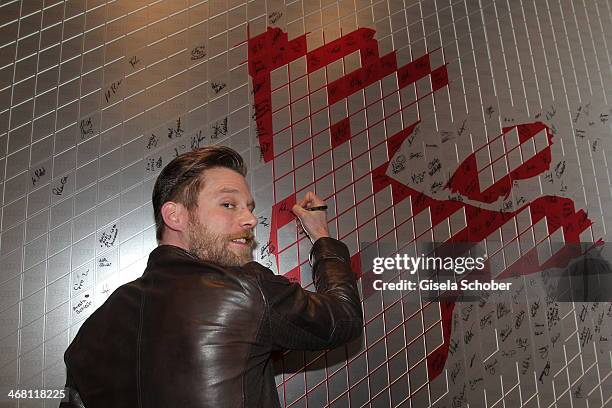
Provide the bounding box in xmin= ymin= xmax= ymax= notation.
xmin=160 ymin=201 xmax=188 ymax=233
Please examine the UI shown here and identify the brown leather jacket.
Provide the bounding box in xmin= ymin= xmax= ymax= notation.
xmin=60 ymin=237 xmax=363 ymax=407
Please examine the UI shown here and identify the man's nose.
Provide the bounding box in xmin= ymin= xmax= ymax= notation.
xmin=240 ymin=209 xmax=258 ymax=229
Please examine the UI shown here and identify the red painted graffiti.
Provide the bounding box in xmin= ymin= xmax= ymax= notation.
xmin=248 ymin=27 xmax=595 ymax=384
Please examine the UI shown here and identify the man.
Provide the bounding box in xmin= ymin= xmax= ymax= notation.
xmin=60 ymin=146 xmax=363 ymax=407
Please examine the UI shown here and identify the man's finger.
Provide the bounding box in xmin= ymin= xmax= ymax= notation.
xmin=292 ymin=203 xmax=307 ymax=217
xmin=298 ymin=191 xmax=324 ymax=208
xmin=298 ymin=197 xmax=309 ymax=208
xmin=297 ymin=192 xmax=311 ymax=207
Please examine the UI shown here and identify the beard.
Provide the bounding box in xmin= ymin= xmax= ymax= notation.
xmin=186 ymin=215 xmax=256 ymax=267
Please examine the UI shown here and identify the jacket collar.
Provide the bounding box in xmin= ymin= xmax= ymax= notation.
xmin=146 ymin=244 xmax=201 ymax=268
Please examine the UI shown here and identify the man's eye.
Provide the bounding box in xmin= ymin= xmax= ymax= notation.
xmin=222 ymin=203 xmax=235 ymax=209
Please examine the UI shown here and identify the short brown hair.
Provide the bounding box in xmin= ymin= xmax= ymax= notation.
xmin=152 ymin=146 xmax=247 ymax=241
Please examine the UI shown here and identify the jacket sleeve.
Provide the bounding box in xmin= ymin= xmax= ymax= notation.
xmin=255 ymin=237 xmax=363 ymax=350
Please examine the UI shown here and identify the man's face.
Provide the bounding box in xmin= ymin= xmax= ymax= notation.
xmin=185 ymin=167 xmax=258 ymax=267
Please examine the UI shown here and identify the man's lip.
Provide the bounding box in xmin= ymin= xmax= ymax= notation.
xmin=229 ymin=239 xmax=253 ymax=246
xmin=229 ymin=236 xmax=254 ymax=241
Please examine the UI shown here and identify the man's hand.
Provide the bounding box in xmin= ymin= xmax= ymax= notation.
xmin=291 ymin=192 xmax=330 ymax=243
